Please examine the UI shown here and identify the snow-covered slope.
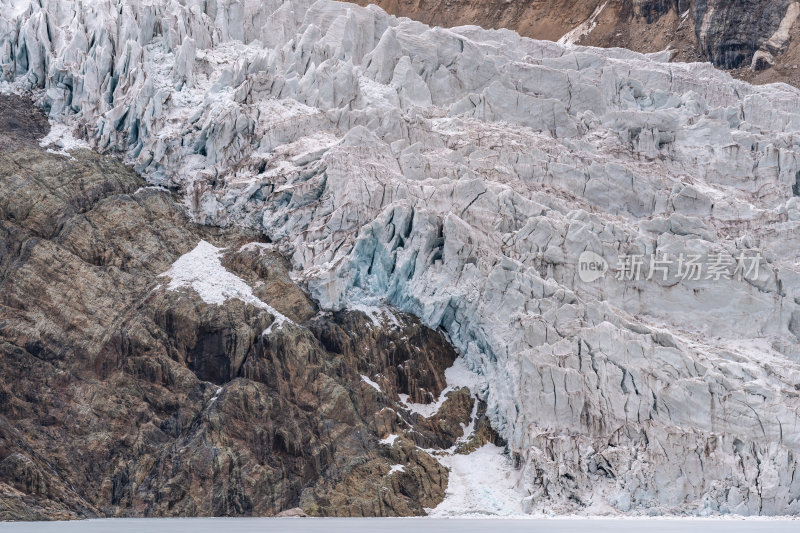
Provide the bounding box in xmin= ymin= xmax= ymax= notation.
xmin=4 ymin=0 xmax=800 ymax=516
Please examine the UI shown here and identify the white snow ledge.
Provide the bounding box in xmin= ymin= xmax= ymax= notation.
xmin=159 ymin=240 xmax=292 ymax=332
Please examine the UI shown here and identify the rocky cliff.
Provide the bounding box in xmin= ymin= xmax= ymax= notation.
xmin=3 ymin=0 xmax=800 ymax=518
xmin=0 ymin=94 xmax=492 ymax=520
xmin=347 ymin=0 xmax=800 ymax=87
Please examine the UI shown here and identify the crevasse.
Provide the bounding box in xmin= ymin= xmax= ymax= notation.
xmin=4 ymin=0 xmax=800 ymax=515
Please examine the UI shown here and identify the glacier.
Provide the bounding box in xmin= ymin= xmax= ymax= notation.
xmin=4 ymin=0 xmax=800 ymax=516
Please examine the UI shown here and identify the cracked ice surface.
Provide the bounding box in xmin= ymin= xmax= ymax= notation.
xmin=4 ymin=0 xmax=800 ymax=515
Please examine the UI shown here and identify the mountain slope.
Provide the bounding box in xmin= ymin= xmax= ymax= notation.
xmin=0 ymin=94 xmax=486 ymax=520
xmin=3 ymin=0 xmax=800 ymax=517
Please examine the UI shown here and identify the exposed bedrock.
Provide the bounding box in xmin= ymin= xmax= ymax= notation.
xmin=3 ymin=0 xmax=800 ymax=515
xmin=0 ymin=95 xmax=475 ymax=519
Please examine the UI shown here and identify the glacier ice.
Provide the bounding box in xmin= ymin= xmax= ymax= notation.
xmin=4 ymin=0 xmax=800 ymax=515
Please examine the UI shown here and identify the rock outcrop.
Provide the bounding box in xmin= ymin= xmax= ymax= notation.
xmin=3 ymin=0 xmax=800 ymax=517
xmin=0 ymin=94 xmax=477 ymax=520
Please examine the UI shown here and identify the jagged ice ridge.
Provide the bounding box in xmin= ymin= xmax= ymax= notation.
xmin=4 ymin=0 xmax=800 ymax=516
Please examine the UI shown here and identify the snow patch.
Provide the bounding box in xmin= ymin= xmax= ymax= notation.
xmin=159 ymin=240 xmax=292 ymax=331
xmin=39 ymin=122 xmax=91 ymax=159
xmin=399 ymin=391 xmax=452 ymax=418
xmin=428 ymin=444 xmax=524 ymax=517
xmin=361 ymin=375 xmax=382 ymax=392
xmin=350 ymin=302 xmax=402 ymax=328
xmin=766 ymin=2 xmax=800 ymax=53
xmin=380 ymin=434 xmax=399 ymax=446
xmin=238 ymin=242 xmax=275 ymax=253
xmin=558 ymin=2 xmax=608 ymax=46
xmin=134 ymin=185 xmax=171 ymax=195
xmin=7 ymin=0 xmax=800 ymax=515
xmin=207 ymin=385 xmax=223 ymax=409
xmin=400 ymin=357 xmax=485 ymax=419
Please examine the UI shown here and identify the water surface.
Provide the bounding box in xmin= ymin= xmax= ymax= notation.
xmin=3 ymin=517 xmax=799 ymax=533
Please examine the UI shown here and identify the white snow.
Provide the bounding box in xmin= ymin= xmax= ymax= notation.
xmin=134 ymin=185 xmax=171 ymax=195
xmin=38 ymin=122 xmax=91 ymax=159
xmin=380 ymin=434 xmax=399 ymax=446
xmin=400 ymin=357 xmax=484 ymax=420
xmin=429 ymin=444 xmax=524 ymax=517
xmin=557 ymin=2 xmax=608 ymax=45
xmin=6 ymin=0 xmax=800 ymax=515
xmin=262 ymin=318 xmax=288 ymax=336
xmin=205 ymin=385 xmax=223 ymax=410
xmin=388 ymin=464 xmax=405 ymax=475
xmin=766 ymin=3 xmax=800 ymax=53
xmin=238 ymin=242 xmax=275 ymax=253
xmin=360 ymin=374 xmax=382 ymax=392
xmin=398 ymin=391 xmax=452 ymax=418
xmin=159 ymin=240 xmax=292 ymax=330
xmin=350 ymin=302 xmax=402 ymax=328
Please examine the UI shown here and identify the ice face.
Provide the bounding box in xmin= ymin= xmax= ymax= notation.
xmin=4 ymin=0 xmax=800 ymax=515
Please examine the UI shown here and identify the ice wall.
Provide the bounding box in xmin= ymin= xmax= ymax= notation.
xmin=4 ymin=0 xmax=800 ymax=515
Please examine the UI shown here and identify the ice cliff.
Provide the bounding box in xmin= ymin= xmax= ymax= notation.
xmin=4 ymin=0 xmax=800 ymax=515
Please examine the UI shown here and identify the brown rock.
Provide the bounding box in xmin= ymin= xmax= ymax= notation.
xmin=0 ymin=95 xmax=470 ymax=520
xmin=276 ymin=507 xmax=308 ymax=517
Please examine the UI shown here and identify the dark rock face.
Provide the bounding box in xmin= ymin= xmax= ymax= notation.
xmin=694 ymin=0 xmax=794 ymax=68
xmin=0 ymin=96 xmax=483 ymax=520
xmin=634 ymin=0 xmax=691 ymax=24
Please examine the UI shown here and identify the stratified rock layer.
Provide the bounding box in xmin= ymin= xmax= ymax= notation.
xmin=3 ymin=0 xmax=800 ymax=516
